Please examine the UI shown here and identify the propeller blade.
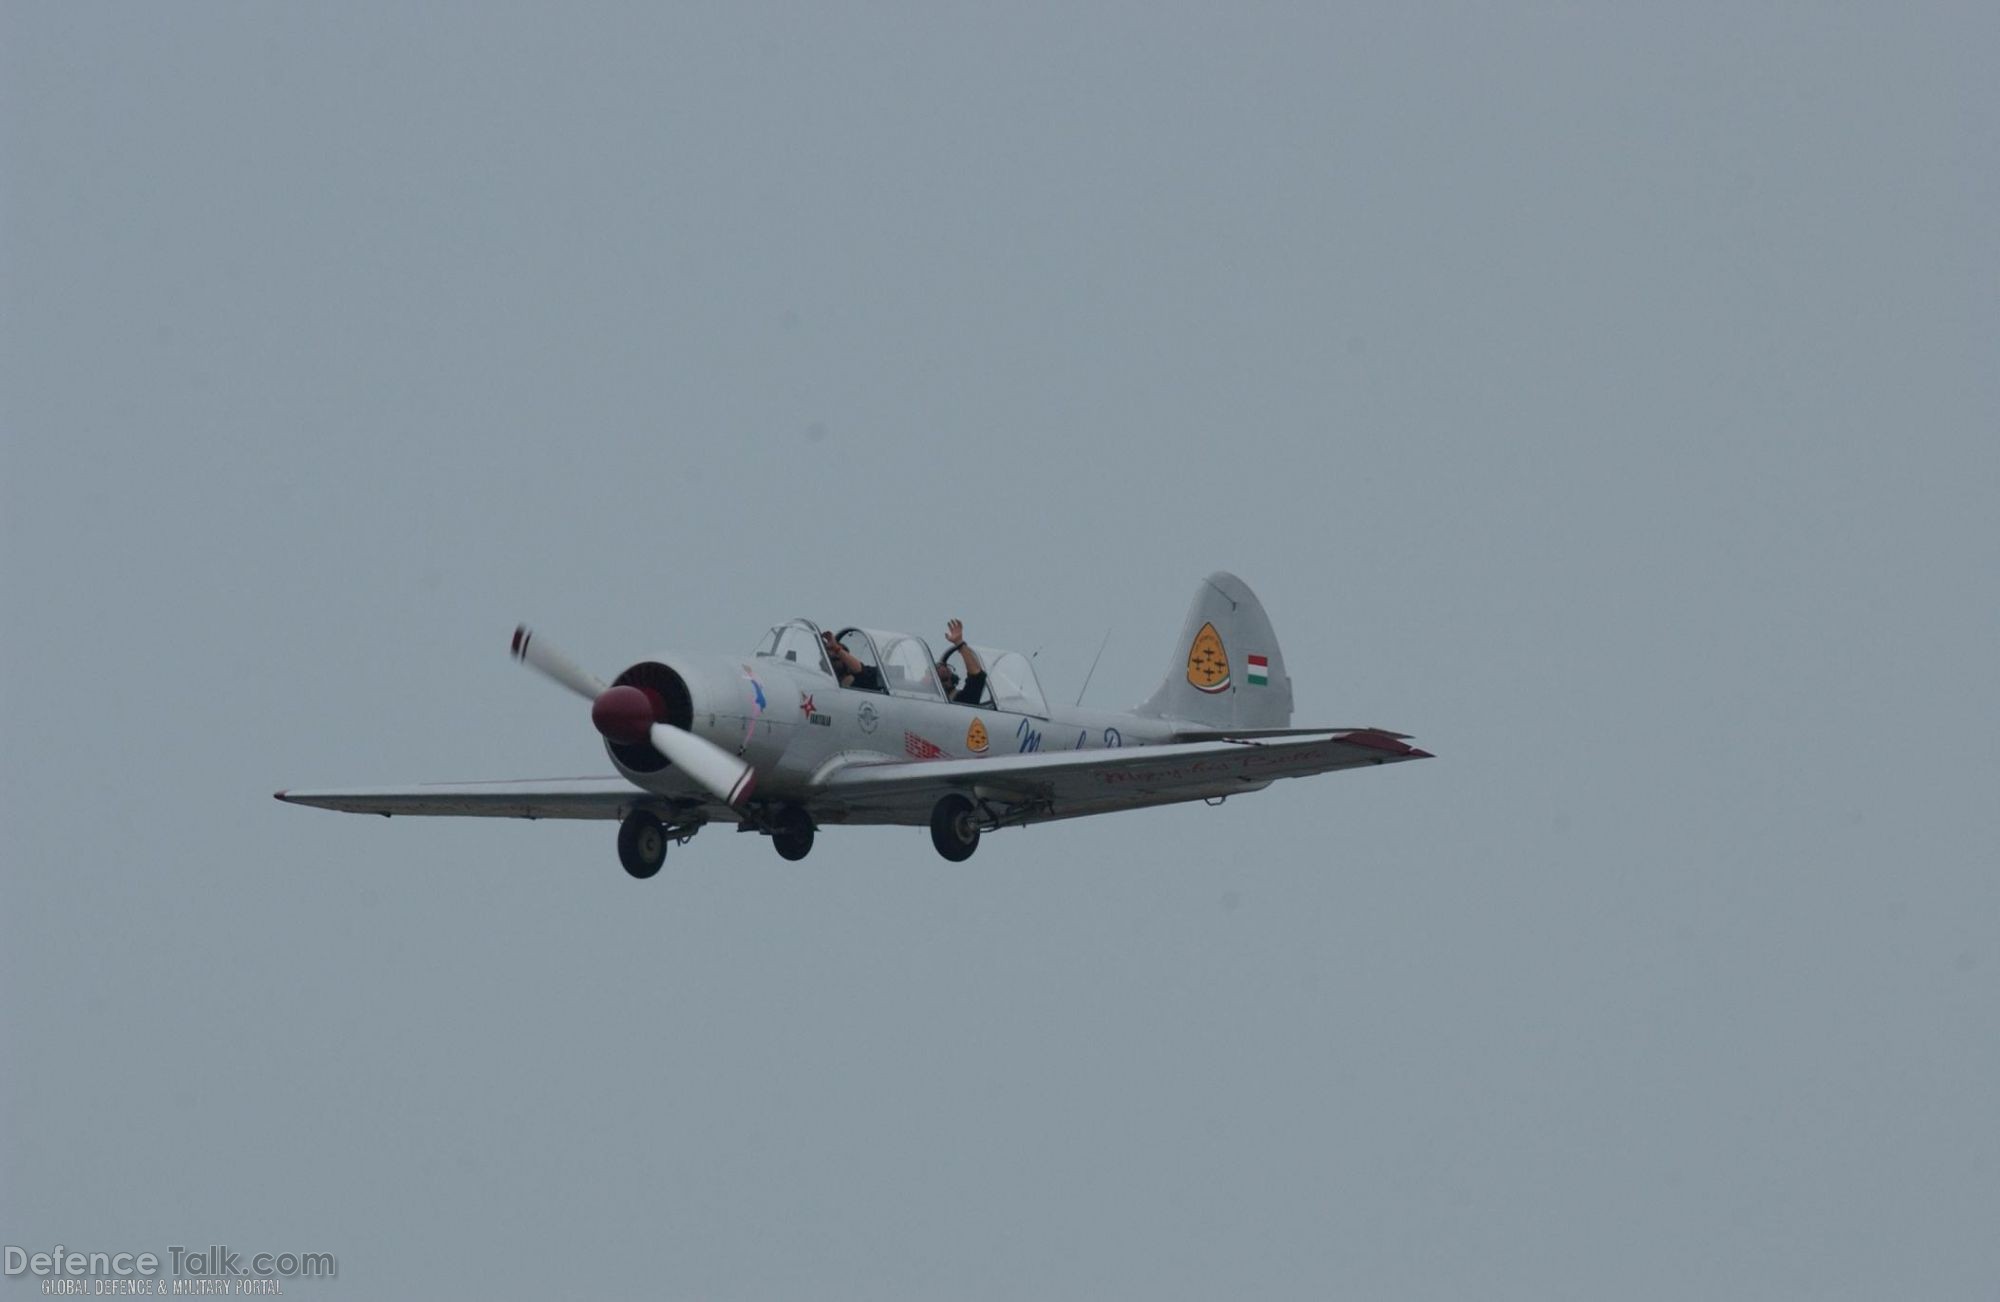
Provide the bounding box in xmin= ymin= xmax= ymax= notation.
xmin=511 ymin=625 xmax=752 ymax=806
xmin=648 ymin=722 xmax=757 ymax=807
xmin=510 ymin=625 xmax=606 ymax=700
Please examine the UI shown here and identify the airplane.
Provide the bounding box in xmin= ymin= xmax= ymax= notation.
xmin=276 ymin=573 xmax=1431 ymax=875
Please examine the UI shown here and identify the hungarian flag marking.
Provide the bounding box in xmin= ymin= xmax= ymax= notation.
xmin=1247 ymin=653 xmax=1269 ymax=686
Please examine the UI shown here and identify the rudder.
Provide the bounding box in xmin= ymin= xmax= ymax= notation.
xmin=1138 ymin=572 xmax=1293 ymax=729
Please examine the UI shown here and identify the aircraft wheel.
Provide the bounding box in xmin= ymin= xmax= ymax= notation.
xmin=617 ymin=811 xmax=668 ymax=879
xmin=772 ymin=806 xmax=815 ymax=861
xmin=929 ymin=794 xmax=980 ymax=862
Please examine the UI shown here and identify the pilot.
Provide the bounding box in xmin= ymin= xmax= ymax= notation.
xmin=936 ymin=619 xmax=988 ymax=706
xmin=822 ymin=629 xmax=884 ymax=692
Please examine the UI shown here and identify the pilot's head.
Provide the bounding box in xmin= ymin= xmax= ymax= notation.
xmin=937 ymin=661 xmax=960 ymax=696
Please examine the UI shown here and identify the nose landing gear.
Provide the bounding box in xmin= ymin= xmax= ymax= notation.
xmin=770 ymin=805 xmax=816 ymax=861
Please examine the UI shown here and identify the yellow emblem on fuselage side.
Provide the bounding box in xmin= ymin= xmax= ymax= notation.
xmin=1186 ymin=621 xmax=1231 ymax=694
xmin=966 ymin=717 xmax=989 ymax=753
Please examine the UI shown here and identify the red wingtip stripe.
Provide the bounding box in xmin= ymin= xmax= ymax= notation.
xmin=729 ymin=770 xmax=757 ymax=806
xmin=1340 ymin=729 xmax=1422 ymax=755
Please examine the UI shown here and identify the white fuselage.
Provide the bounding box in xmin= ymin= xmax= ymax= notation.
xmin=607 ymin=647 xmax=1180 ymax=820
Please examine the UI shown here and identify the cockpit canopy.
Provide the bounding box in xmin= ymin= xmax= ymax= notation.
xmin=752 ymin=619 xmax=833 ymax=676
xmin=856 ymin=628 xmax=948 ymax=700
xmin=753 ymin=619 xmax=1050 ymax=716
xmin=974 ymin=646 xmax=1049 ymax=716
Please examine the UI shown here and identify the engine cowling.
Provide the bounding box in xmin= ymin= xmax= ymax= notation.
xmin=600 ymin=655 xmax=797 ymax=787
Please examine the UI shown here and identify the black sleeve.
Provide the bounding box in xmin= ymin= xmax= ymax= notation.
xmin=953 ymin=671 xmax=987 ymax=705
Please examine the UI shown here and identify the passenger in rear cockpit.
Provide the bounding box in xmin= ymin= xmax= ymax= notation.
xmin=936 ymin=619 xmax=988 ymax=706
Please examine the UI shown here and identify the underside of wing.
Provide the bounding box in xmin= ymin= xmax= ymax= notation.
xmin=274 ymin=777 xmax=660 ymax=820
xmin=1167 ymin=725 xmax=1414 ymax=743
xmin=810 ymin=729 xmax=1430 ymax=825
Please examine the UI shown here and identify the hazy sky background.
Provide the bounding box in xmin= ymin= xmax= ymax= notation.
xmin=4 ymin=4 xmax=1996 ymax=1298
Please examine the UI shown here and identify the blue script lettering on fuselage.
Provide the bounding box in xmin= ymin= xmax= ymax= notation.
xmin=1016 ymin=718 xmax=1042 ymax=753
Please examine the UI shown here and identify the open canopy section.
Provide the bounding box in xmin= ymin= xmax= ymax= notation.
xmin=855 ymin=627 xmax=948 ymax=701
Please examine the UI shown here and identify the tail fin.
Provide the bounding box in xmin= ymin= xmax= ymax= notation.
xmin=1137 ymin=572 xmax=1294 ymax=729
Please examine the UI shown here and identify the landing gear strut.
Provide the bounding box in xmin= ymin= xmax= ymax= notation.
xmin=771 ymin=805 xmax=815 ymax=861
xmin=617 ymin=810 xmax=668 ymax=879
xmin=930 ymin=793 xmax=980 ymax=862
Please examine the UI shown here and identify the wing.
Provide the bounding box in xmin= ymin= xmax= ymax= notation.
xmin=810 ymin=729 xmax=1430 ymax=825
xmin=275 ymin=776 xmax=657 ymax=820
xmin=1167 ymin=725 xmax=1413 ymax=742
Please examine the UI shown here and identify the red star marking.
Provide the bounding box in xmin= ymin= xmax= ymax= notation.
xmin=799 ymin=694 xmax=816 ymax=718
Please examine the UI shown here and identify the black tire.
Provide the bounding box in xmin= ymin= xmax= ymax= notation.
xmin=929 ymin=794 xmax=980 ymax=862
xmin=772 ymin=806 xmax=815 ymax=861
xmin=617 ymin=811 xmax=667 ymax=879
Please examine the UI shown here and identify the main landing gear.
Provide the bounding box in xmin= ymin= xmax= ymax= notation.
xmin=621 ymin=802 xmax=978 ymax=870
xmin=612 ymin=816 xmax=668 ymax=888
xmin=617 ymin=811 xmax=668 ymax=879
xmin=617 ymin=810 xmax=703 ymax=879
xmin=930 ymin=793 xmax=981 ymax=862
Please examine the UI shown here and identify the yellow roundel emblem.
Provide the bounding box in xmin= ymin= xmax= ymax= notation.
xmin=966 ymin=718 xmax=989 ymax=753
xmin=1186 ymin=621 xmax=1231 ymax=694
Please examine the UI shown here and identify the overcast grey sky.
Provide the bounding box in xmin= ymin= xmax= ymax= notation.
xmin=4 ymin=3 xmax=1996 ymax=1298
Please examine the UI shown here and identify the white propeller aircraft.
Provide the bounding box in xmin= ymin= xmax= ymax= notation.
xmin=277 ymin=573 xmax=1430 ymax=875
